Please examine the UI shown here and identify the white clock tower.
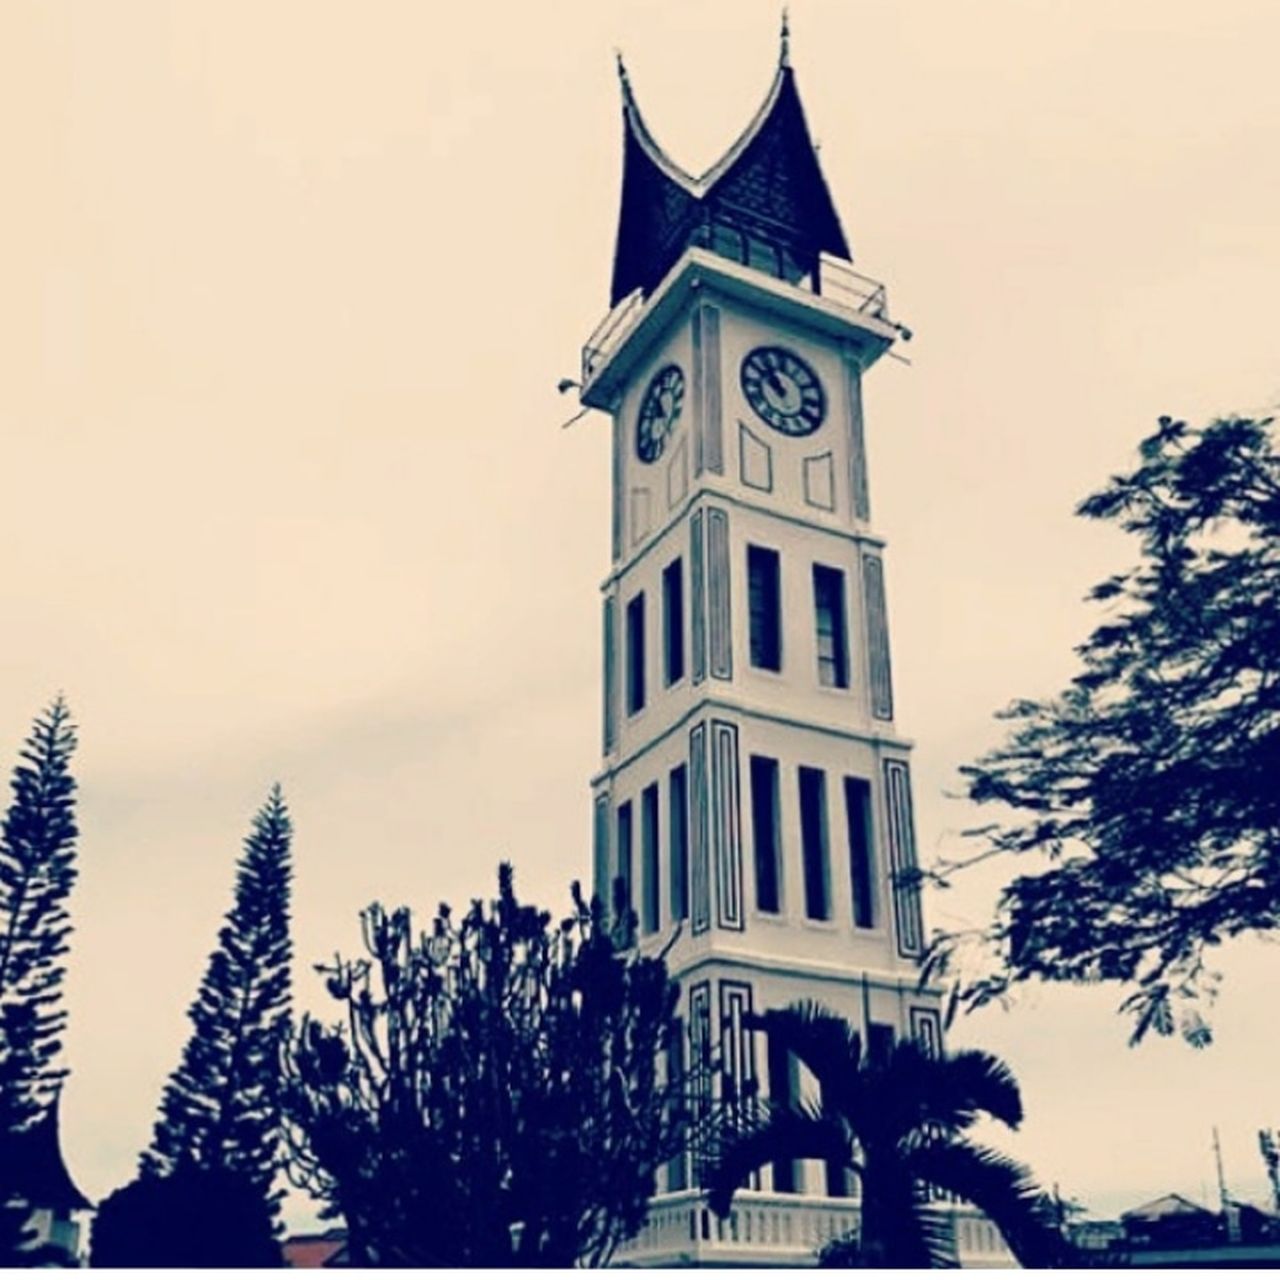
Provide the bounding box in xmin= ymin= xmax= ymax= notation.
xmin=578 ymin=30 xmax=968 ymax=1266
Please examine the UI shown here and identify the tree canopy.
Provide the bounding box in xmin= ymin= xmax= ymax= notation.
xmin=0 ymin=699 xmax=80 ymax=1266
xmin=283 ymin=866 xmax=686 ymax=1267
xmin=90 ymin=1165 xmax=282 ymax=1268
xmin=142 ymin=786 xmax=293 ymax=1204
xmin=928 ymin=414 xmax=1280 ymax=1044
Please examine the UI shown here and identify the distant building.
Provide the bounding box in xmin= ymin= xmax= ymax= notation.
xmin=1071 ymin=1192 xmax=1280 ymax=1268
xmin=4 ymin=1100 xmax=92 ymax=1264
xmin=282 ymin=1227 xmax=348 ymax=1268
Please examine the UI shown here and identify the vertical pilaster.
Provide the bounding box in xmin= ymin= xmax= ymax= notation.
xmin=864 ymin=551 xmax=894 ymax=720
xmin=691 ymin=509 xmax=707 ymax=685
xmin=689 ymin=720 xmax=711 ymax=934
xmin=844 ymin=353 xmax=871 ymax=523
xmin=707 ymin=505 xmax=732 ymax=680
xmin=711 ymin=719 xmax=744 ymax=931
xmin=883 ymin=758 xmax=924 ymax=958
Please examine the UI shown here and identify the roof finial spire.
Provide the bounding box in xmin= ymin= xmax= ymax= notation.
xmin=779 ymin=7 xmax=791 ymax=68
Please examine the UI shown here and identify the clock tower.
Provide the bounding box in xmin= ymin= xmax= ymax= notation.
xmin=579 ymin=29 xmax=961 ymax=1266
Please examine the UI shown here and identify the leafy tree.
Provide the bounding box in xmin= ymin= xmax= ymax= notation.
xmin=0 ymin=699 xmax=79 ymax=1266
xmin=141 ymin=786 xmax=293 ymax=1211
xmin=90 ymin=1165 xmax=281 ymax=1267
xmin=283 ymin=866 xmax=686 ymax=1267
xmin=928 ymin=415 xmax=1280 ymax=1044
xmin=705 ymin=1003 xmax=1068 ymax=1268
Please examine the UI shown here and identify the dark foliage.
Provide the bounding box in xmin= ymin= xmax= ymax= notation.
xmin=284 ymin=866 xmax=685 ymax=1267
xmin=705 ymin=1003 xmax=1069 ymax=1268
xmin=142 ymin=787 xmax=293 ymax=1208
xmin=90 ymin=1165 xmax=282 ymax=1268
xmin=0 ymin=700 xmax=79 ymax=1267
xmin=927 ymin=416 xmax=1280 ymax=1044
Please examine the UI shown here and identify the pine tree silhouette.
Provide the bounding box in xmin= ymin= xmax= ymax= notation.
xmin=142 ymin=786 xmax=293 ymax=1211
xmin=0 ymin=699 xmax=79 ymax=1265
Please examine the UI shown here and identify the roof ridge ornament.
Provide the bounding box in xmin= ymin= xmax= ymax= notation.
xmin=780 ymin=7 xmax=791 ymax=68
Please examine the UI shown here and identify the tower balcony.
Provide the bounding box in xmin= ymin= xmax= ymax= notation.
xmin=612 ymin=1189 xmax=1013 ymax=1267
xmin=581 ymin=241 xmax=900 ymax=408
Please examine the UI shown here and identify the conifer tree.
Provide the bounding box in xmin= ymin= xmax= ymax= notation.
xmin=0 ymin=699 xmax=79 ymax=1265
xmin=142 ymin=786 xmax=293 ymax=1208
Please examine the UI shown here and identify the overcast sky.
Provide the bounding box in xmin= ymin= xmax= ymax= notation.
xmin=3 ymin=0 xmax=1278 ymax=1227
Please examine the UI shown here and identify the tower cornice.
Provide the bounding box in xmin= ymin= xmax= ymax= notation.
xmin=583 ymin=247 xmax=895 ymax=409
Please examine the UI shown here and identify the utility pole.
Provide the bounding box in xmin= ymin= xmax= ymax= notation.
xmin=1213 ymin=1126 xmax=1229 ymax=1211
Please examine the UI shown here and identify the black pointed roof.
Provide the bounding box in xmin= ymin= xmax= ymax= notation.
xmin=610 ymin=47 xmax=852 ymax=305
xmin=3 ymin=1099 xmax=92 ymax=1212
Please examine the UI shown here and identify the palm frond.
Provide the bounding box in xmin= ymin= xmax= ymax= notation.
xmin=745 ymin=1003 xmax=862 ymax=1106
xmin=886 ymin=1042 xmax=1024 ymax=1133
xmin=904 ymin=1138 xmax=1071 ymax=1268
xmin=704 ymin=1103 xmax=849 ymax=1219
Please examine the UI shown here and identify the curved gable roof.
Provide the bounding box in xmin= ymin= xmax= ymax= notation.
xmin=609 ymin=48 xmax=851 ymax=304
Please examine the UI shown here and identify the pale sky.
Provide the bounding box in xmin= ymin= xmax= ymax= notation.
xmin=3 ymin=0 xmax=1278 ymax=1228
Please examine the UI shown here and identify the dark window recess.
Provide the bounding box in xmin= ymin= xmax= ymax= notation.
xmin=768 ymin=1033 xmax=799 ymax=1194
xmin=641 ymin=783 xmax=660 ymax=935
xmin=616 ymin=801 xmax=633 ymax=917
xmin=813 ymin=564 xmax=849 ymax=689
xmin=867 ymin=1021 xmax=895 ymax=1068
xmin=669 ymin=765 xmax=689 ymax=923
xmin=748 ymin=545 xmax=782 ymax=671
xmin=844 ymin=777 xmax=876 ymax=928
xmin=749 ymin=756 xmax=782 ymax=913
xmin=663 ymin=558 xmax=685 ymax=686
xmin=626 ymin=592 xmax=646 ymax=714
xmin=799 ymin=766 xmax=831 ymax=921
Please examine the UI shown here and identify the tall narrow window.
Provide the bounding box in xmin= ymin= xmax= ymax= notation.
xmin=669 ymin=765 xmax=689 ymax=923
xmin=799 ymin=766 xmax=831 ymax=921
xmin=641 ymin=783 xmax=660 ymax=935
xmin=616 ymin=801 xmax=633 ymax=917
xmin=663 ymin=558 xmax=685 ymax=686
xmin=812 ymin=564 xmax=849 ymax=688
xmin=749 ymin=755 xmax=782 ymax=913
xmin=626 ymin=592 xmax=646 ymax=714
xmin=844 ymin=777 xmax=876 ymax=928
xmin=747 ymin=545 xmax=782 ymax=671
xmin=867 ymin=1021 xmax=895 ymax=1068
xmin=767 ymin=1032 xmax=799 ymax=1194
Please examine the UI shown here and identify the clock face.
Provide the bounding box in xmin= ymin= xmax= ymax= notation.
xmin=635 ymin=364 xmax=685 ymax=464
xmin=740 ymin=346 xmax=825 ymax=436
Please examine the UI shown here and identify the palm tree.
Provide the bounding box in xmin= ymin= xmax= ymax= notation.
xmin=705 ymin=1003 xmax=1070 ymax=1268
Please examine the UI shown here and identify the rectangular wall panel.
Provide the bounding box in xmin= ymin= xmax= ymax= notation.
xmin=845 ymin=360 xmax=871 ymax=522
xmin=602 ymin=595 xmax=616 ymax=754
xmin=864 ymin=552 xmax=895 ymax=721
xmin=719 ymin=980 xmax=757 ymax=1108
xmin=689 ymin=721 xmax=711 ymax=934
xmin=884 ymin=758 xmax=924 ymax=958
xmin=711 ymin=719 xmax=744 ymax=931
xmin=691 ymin=508 xmax=707 ymax=685
xmin=910 ymin=1006 xmax=943 ymax=1057
xmin=707 ymin=505 xmax=733 ymax=680
xmin=689 ymin=980 xmax=713 ymax=1187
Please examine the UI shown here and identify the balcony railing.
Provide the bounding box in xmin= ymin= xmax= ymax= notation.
xmin=581 ymin=234 xmax=891 ymax=388
xmin=610 ymin=1189 xmax=1012 ymax=1267
xmin=612 ymin=1190 xmax=860 ymax=1265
